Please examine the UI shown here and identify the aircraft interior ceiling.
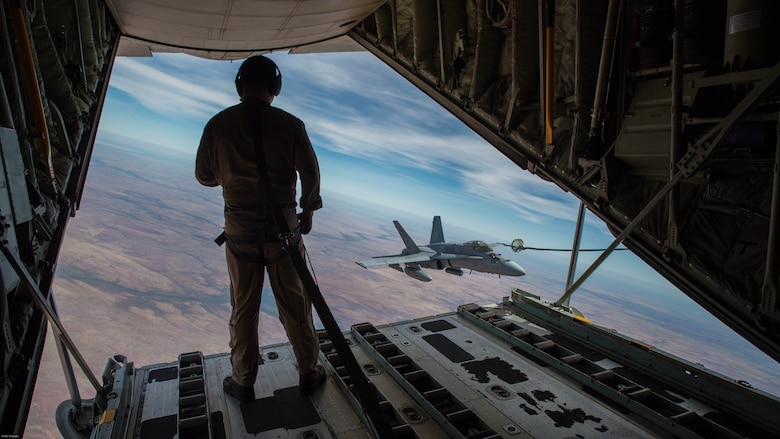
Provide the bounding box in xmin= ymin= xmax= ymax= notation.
xmin=0 ymin=0 xmax=778 ymax=434
xmin=109 ymin=0 xmax=386 ymax=58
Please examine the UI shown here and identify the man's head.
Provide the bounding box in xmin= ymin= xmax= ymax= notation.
xmin=235 ymin=55 xmax=282 ymax=100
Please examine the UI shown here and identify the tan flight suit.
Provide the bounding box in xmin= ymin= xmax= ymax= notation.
xmin=196 ymin=98 xmax=322 ymax=387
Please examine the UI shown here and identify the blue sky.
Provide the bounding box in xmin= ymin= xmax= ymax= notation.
xmin=95 ymin=51 xmax=780 ymax=394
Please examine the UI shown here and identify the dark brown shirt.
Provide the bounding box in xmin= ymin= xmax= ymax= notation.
xmin=196 ymin=100 xmax=322 ymax=235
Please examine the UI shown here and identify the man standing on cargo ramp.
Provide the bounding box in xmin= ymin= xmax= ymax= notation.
xmin=195 ymin=55 xmax=325 ymax=401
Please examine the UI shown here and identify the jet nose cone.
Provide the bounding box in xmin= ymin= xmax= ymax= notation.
xmin=505 ymin=260 xmax=526 ymax=276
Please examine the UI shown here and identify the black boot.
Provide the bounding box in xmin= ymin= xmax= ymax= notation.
xmin=223 ymin=376 xmax=255 ymax=402
xmin=299 ymin=365 xmax=326 ymax=396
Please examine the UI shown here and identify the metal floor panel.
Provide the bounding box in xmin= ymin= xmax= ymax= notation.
xmin=124 ymin=314 xmax=658 ymax=439
xmin=120 ymin=301 xmax=778 ymax=439
xmin=372 ymin=314 xmax=657 ymax=439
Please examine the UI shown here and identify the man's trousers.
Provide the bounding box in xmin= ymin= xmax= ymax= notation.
xmin=225 ymin=232 xmax=319 ymax=387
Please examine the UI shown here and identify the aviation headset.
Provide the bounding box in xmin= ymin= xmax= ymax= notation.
xmin=235 ymin=55 xmax=282 ymax=98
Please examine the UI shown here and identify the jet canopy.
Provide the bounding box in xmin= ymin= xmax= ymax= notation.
xmin=464 ymin=241 xmax=493 ymax=252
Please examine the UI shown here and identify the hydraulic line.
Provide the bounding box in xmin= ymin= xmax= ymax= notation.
xmin=762 ymin=113 xmax=780 ymax=312
xmin=668 ymin=0 xmax=685 ymax=249
xmin=7 ymin=0 xmax=56 ymax=182
xmin=544 ymin=0 xmax=554 ymax=146
xmin=0 ymin=0 xmax=27 ymax=131
xmin=587 ymin=0 xmax=620 ymax=139
xmin=0 ymin=70 xmax=13 ymax=128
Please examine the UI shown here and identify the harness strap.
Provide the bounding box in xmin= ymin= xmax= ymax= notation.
xmin=223 ymin=230 xmax=301 ymax=264
xmin=225 ymin=235 xmax=262 ymax=262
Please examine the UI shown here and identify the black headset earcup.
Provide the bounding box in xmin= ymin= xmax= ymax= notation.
xmin=271 ymin=72 xmax=282 ymax=96
xmin=235 ymin=71 xmax=243 ymax=97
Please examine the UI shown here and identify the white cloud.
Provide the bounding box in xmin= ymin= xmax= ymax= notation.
xmin=279 ymin=61 xmax=579 ymax=224
xmin=276 ymin=53 xmax=430 ymax=109
xmin=459 ymin=166 xmax=576 ymax=223
xmin=110 ymin=56 xmax=237 ymax=120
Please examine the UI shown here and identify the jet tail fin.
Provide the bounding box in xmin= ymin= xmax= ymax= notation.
xmin=430 ymin=215 xmax=444 ymax=244
xmin=393 ymin=221 xmax=420 ymax=253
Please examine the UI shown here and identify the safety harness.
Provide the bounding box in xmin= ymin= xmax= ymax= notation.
xmin=216 ymin=225 xmax=301 ymax=264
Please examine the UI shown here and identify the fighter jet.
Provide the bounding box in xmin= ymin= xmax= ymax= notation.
xmin=357 ymin=216 xmax=526 ymax=282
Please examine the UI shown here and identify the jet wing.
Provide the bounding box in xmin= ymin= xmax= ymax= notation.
xmin=357 ymin=253 xmax=483 ymax=268
xmin=356 ymin=253 xmax=433 ymax=268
